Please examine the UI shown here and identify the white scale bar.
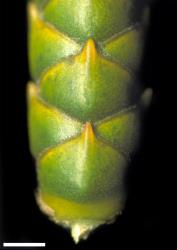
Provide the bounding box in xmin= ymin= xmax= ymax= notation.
xmin=3 ymin=243 xmax=45 ymax=247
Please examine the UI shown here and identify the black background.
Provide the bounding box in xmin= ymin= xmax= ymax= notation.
xmin=1 ymin=0 xmax=177 ymax=249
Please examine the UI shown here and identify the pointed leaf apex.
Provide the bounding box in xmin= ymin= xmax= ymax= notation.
xmin=79 ymin=39 xmax=97 ymax=64
xmin=71 ymin=223 xmax=93 ymax=244
xmin=82 ymin=122 xmax=95 ymax=143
